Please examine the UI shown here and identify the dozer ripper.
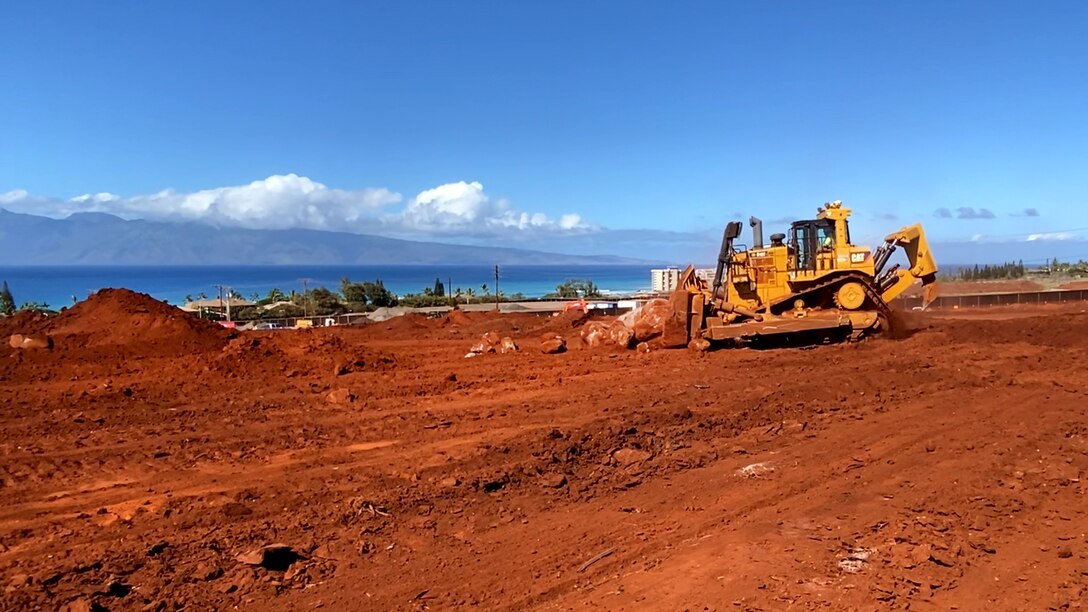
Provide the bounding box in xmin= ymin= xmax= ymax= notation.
xmin=665 ymin=201 xmax=938 ymax=347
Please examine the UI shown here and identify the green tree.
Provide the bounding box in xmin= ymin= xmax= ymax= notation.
xmin=398 ymin=289 xmax=450 ymax=308
xmin=433 ymin=277 xmax=446 ymax=297
xmin=361 ymin=281 xmax=397 ymax=307
xmin=553 ymin=279 xmax=601 ymax=298
xmin=340 ymin=277 xmax=368 ymax=304
xmin=0 ymin=281 xmax=15 ymax=316
xmin=19 ymin=301 xmax=50 ymax=313
xmin=304 ymin=287 xmax=345 ymax=315
xmin=265 ymin=287 xmax=287 ymax=303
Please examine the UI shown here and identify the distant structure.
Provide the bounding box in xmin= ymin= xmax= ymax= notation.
xmin=181 ymin=297 xmax=255 ymax=315
xmin=651 ymin=268 xmax=682 ymax=293
xmin=651 ymin=267 xmax=715 ymax=293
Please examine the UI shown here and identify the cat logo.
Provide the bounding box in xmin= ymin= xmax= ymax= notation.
xmin=850 ymin=252 xmax=868 ymax=263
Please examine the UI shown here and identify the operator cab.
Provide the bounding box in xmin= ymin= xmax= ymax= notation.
xmin=789 ymin=216 xmax=851 ymax=271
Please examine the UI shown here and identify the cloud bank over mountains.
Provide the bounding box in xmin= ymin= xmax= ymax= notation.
xmin=0 ymin=174 xmax=592 ymax=239
xmin=2 ymin=175 xmax=1082 ymax=264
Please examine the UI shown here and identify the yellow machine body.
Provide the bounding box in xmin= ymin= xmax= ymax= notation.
xmin=668 ymin=201 xmax=939 ymax=346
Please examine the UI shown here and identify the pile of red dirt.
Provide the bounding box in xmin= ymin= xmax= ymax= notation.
xmin=45 ymin=288 xmax=230 ymax=355
xmin=0 ymin=310 xmax=52 ymax=338
xmin=521 ymin=308 xmax=592 ymax=337
xmin=373 ymin=312 xmax=433 ymax=335
xmin=440 ymin=309 xmax=474 ymax=327
xmin=215 ymin=329 xmax=400 ymax=379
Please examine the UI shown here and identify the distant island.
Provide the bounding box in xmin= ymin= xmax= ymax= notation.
xmin=0 ymin=209 xmax=656 ymax=266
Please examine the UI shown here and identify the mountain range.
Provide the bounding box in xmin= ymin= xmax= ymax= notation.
xmin=0 ymin=209 xmax=654 ymax=265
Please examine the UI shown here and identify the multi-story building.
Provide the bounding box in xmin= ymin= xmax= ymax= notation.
xmin=651 ymin=267 xmax=718 ymax=293
xmin=650 ymin=268 xmax=681 ymax=293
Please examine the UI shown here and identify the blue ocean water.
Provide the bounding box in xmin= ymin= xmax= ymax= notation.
xmin=0 ymin=265 xmax=657 ymax=308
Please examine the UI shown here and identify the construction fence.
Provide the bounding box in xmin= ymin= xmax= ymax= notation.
xmin=898 ymin=289 xmax=1088 ymax=310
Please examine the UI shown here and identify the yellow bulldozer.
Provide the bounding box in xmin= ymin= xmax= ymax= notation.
xmin=666 ymin=200 xmax=938 ymax=347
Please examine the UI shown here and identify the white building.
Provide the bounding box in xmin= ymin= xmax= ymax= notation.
xmin=694 ymin=268 xmax=716 ymax=284
xmin=651 ymin=268 xmax=718 ymax=293
xmin=651 ymin=268 xmax=682 ymax=293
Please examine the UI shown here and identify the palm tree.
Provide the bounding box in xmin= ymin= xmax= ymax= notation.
xmin=465 ymin=288 xmax=476 ymax=304
xmin=481 ymin=283 xmax=488 ymax=297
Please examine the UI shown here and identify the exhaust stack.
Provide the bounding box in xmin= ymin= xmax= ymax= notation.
xmin=749 ymin=216 xmax=764 ymax=248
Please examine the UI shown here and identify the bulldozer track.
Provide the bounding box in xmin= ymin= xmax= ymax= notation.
xmin=768 ymin=272 xmax=893 ymax=339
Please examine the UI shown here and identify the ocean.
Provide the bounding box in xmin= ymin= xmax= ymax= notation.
xmin=0 ymin=265 xmax=659 ymax=308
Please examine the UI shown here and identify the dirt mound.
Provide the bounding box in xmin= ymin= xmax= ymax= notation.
xmin=441 ymin=309 xmax=474 ymax=327
xmin=523 ymin=308 xmax=592 ymax=337
xmin=215 ymin=329 xmax=399 ymax=379
xmin=46 ymin=288 xmax=230 ymax=354
xmin=373 ymin=312 xmax=433 ymax=335
xmin=0 ymin=310 xmax=52 ymax=337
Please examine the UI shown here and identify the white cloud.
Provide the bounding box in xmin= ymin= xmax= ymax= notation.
xmin=1026 ymin=231 xmax=1076 ymax=241
xmin=0 ymin=189 xmax=30 ymax=204
xmin=70 ymin=192 xmax=121 ymax=204
xmin=390 ymin=180 xmax=591 ymax=235
xmin=0 ymin=174 xmax=592 ymax=238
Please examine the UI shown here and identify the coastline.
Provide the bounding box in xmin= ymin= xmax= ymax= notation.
xmin=0 ymin=264 xmax=665 ymax=308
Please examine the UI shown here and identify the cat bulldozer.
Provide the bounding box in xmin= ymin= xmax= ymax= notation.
xmin=665 ymin=201 xmax=938 ymax=347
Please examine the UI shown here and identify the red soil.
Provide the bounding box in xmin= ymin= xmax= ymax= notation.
xmin=2 ymin=291 xmax=1088 ymax=610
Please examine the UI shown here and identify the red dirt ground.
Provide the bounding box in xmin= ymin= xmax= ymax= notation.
xmin=2 ymin=290 xmax=1088 ymax=610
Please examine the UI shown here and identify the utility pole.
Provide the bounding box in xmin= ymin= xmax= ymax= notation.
xmin=299 ymin=278 xmax=312 ymax=317
xmin=214 ymin=284 xmax=224 ymax=321
xmin=494 ymin=265 xmax=500 ymax=311
xmin=214 ymin=284 xmax=234 ymax=322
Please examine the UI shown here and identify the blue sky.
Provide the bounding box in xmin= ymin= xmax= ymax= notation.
xmin=2 ymin=1 xmax=1087 ymax=262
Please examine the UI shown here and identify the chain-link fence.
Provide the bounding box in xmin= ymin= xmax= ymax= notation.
xmin=898 ymin=289 xmax=1088 ymax=310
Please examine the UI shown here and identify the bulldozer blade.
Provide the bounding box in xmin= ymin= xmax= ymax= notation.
xmin=921 ymin=279 xmax=939 ymax=310
xmin=704 ymin=316 xmax=851 ymax=342
xmin=703 ymin=310 xmax=878 ymax=344
xmin=662 ymin=288 xmax=694 ymax=348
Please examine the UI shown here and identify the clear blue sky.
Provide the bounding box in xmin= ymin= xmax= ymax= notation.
xmin=2 ymin=1 xmax=1087 ymax=261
